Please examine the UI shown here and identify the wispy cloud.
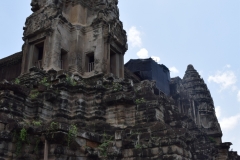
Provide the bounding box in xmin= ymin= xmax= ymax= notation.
xmin=151 ymin=56 xmax=160 ymax=63
xmin=216 ymin=106 xmax=240 ymax=131
xmin=169 ymin=67 xmax=179 ymax=74
xmin=136 ymin=48 xmax=149 ymax=59
xmin=128 ymin=26 xmax=142 ymax=48
xmin=225 ymin=64 xmax=231 ymax=68
xmin=208 ymin=70 xmax=237 ymax=91
xmin=237 ymin=91 xmax=240 ymax=102
xmin=219 ymin=114 xmax=240 ymax=131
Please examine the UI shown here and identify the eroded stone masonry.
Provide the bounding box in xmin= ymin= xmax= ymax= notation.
xmin=0 ymin=0 xmax=239 ymax=159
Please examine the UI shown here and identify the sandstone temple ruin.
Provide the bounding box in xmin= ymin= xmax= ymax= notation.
xmin=0 ymin=0 xmax=239 ymax=159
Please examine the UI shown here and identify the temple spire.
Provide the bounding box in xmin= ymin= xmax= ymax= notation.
xmin=22 ymin=0 xmax=127 ymax=78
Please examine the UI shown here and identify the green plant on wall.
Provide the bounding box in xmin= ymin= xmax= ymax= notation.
xmin=32 ymin=120 xmax=42 ymax=127
xmin=15 ymin=128 xmax=28 ymax=156
xmin=47 ymin=121 xmax=59 ymax=138
xmin=29 ymin=90 xmax=39 ymax=99
xmin=14 ymin=78 xmax=20 ymax=84
xmin=39 ymin=77 xmax=50 ymax=87
xmin=67 ymin=124 xmax=78 ymax=147
xmin=50 ymin=122 xmax=58 ymax=130
xmin=98 ymin=132 xmax=113 ymax=157
xmin=20 ymin=128 xmax=27 ymax=141
xmin=135 ymin=143 xmax=142 ymax=149
xmin=135 ymin=98 xmax=146 ymax=105
xmin=113 ymin=82 xmax=122 ymax=91
xmin=66 ymin=75 xmax=77 ymax=86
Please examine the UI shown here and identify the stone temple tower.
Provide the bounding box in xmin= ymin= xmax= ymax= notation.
xmin=21 ymin=0 xmax=127 ymax=78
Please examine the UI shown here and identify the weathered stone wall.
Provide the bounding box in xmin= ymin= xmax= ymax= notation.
xmin=0 ymin=1 xmax=239 ymax=159
xmin=21 ymin=0 xmax=127 ymax=78
xmin=170 ymin=65 xmax=222 ymax=145
xmin=0 ymin=67 xmax=239 ymax=159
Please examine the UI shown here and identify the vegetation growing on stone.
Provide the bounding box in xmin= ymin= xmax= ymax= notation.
xmin=98 ymin=133 xmax=113 ymax=157
xmin=0 ymin=0 xmax=238 ymax=158
xmin=19 ymin=128 xmax=27 ymax=142
xmin=135 ymin=98 xmax=146 ymax=104
xmin=66 ymin=75 xmax=77 ymax=86
xmin=29 ymin=90 xmax=39 ymax=99
xmin=67 ymin=124 xmax=78 ymax=147
xmin=32 ymin=120 xmax=42 ymax=126
xmin=113 ymin=82 xmax=122 ymax=91
xmin=39 ymin=77 xmax=50 ymax=87
xmin=14 ymin=78 xmax=20 ymax=84
xmin=14 ymin=128 xmax=28 ymax=156
xmin=134 ymin=143 xmax=142 ymax=149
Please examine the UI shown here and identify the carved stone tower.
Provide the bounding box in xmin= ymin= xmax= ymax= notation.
xmin=21 ymin=0 xmax=127 ymax=78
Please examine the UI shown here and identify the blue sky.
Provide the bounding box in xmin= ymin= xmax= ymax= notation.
xmin=0 ymin=0 xmax=240 ymax=152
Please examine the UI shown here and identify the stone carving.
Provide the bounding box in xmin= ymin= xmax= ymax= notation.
xmin=107 ymin=0 xmax=119 ymax=17
xmin=24 ymin=9 xmax=55 ymax=36
xmin=31 ymin=0 xmax=40 ymax=12
xmin=170 ymin=64 xmax=222 ymax=142
xmin=75 ymin=99 xmax=85 ymax=111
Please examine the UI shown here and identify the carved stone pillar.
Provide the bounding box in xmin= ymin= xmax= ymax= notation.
xmin=119 ymin=53 xmax=124 ymax=78
xmin=192 ymin=100 xmax=197 ymax=124
xmin=48 ymin=29 xmax=62 ymax=71
xmin=21 ymin=41 xmax=30 ymax=74
xmin=44 ymin=140 xmax=48 ymax=160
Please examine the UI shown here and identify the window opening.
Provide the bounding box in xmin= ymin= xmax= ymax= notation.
xmin=61 ymin=49 xmax=68 ymax=70
xmin=110 ymin=50 xmax=117 ymax=75
xmin=86 ymin=53 xmax=94 ymax=72
xmin=34 ymin=42 xmax=44 ymax=69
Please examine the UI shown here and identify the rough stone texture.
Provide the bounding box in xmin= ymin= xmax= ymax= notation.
xmin=19 ymin=0 xmax=127 ymax=79
xmin=0 ymin=0 xmax=239 ymax=160
xmin=170 ymin=65 xmax=222 ymax=144
xmin=0 ymin=66 xmax=239 ymax=159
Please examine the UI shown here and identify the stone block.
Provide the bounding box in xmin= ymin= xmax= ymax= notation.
xmin=76 ymin=138 xmax=86 ymax=147
xmin=115 ymin=130 xmax=123 ymax=140
xmin=0 ymin=123 xmax=5 ymax=130
xmin=141 ymin=148 xmax=151 ymax=157
xmin=151 ymin=147 xmax=159 ymax=156
xmin=122 ymin=149 xmax=133 ymax=157
xmin=116 ymin=140 xmax=122 ymax=148
xmin=86 ymin=140 xmax=98 ymax=148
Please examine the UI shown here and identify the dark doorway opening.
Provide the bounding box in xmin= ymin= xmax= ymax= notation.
xmin=110 ymin=49 xmax=117 ymax=75
xmin=33 ymin=42 xmax=44 ymax=68
xmin=86 ymin=53 xmax=94 ymax=72
xmin=61 ymin=49 xmax=68 ymax=70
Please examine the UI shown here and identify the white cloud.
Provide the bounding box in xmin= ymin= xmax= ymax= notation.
xmin=226 ymin=64 xmax=231 ymax=68
xmin=151 ymin=56 xmax=160 ymax=63
xmin=215 ymin=106 xmax=221 ymax=119
xmin=128 ymin=26 xmax=142 ymax=48
xmin=237 ymin=91 xmax=240 ymax=102
xmin=169 ymin=67 xmax=179 ymax=74
xmin=136 ymin=48 xmax=149 ymax=59
xmin=208 ymin=70 xmax=237 ymax=90
xmin=220 ymin=114 xmax=240 ymax=131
